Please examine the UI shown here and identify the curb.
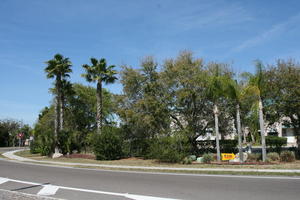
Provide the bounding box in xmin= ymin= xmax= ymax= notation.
xmin=2 ymin=149 xmax=300 ymax=174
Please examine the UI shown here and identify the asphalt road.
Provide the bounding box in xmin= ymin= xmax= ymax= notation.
xmin=0 ymin=150 xmax=300 ymax=199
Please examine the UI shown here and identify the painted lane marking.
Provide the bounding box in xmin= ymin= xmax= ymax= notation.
xmin=0 ymin=177 xmax=180 ymax=200
xmin=125 ymin=194 xmax=180 ymax=200
xmin=0 ymin=178 xmax=9 ymax=185
xmin=37 ymin=185 xmax=59 ymax=196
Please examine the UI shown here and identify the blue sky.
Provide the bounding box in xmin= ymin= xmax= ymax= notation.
xmin=1 ymin=0 xmax=300 ymax=126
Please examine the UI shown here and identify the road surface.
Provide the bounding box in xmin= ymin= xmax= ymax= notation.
xmin=0 ymin=150 xmax=300 ymax=199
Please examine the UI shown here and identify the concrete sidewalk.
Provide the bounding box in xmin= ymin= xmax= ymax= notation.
xmin=3 ymin=149 xmax=300 ymax=173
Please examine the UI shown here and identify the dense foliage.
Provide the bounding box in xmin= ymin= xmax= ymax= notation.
xmin=93 ymin=126 xmax=123 ymax=160
xmin=15 ymin=52 xmax=299 ymax=163
xmin=0 ymin=119 xmax=31 ymax=147
xmin=266 ymin=136 xmax=287 ymax=153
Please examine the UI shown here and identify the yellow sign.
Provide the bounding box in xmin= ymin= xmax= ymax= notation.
xmin=221 ymin=153 xmax=235 ymax=161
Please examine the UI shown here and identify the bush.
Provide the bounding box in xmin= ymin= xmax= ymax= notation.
xmin=58 ymin=130 xmax=73 ymax=155
xmin=280 ymin=151 xmax=295 ymax=162
xmin=129 ymin=138 xmax=155 ymax=158
xmin=196 ymin=140 xmax=238 ymax=155
xmin=37 ymin=130 xmax=54 ymax=156
xmin=93 ymin=127 xmax=123 ymax=160
xmin=267 ymin=152 xmax=280 ymax=162
xmin=247 ymin=153 xmax=262 ymax=162
xmin=202 ymin=153 xmax=214 ymax=163
xmin=288 ymin=147 xmax=300 ymax=160
xmin=181 ymin=157 xmax=193 ymax=165
xmin=30 ymin=141 xmax=41 ymax=154
xmin=266 ymin=136 xmax=287 ymax=153
xmin=148 ymin=133 xmax=191 ymax=163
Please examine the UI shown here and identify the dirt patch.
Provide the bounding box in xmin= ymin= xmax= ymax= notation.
xmin=64 ymin=153 xmax=95 ymax=159
xmin=206 ymin=161 xmax=275 ymax=165
xmin=119 ymin=157 xmax=144 ymax=161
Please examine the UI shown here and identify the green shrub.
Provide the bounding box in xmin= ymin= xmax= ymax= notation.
xmin=37 ymin=130 xmax=54 ymax=156
xmin=93 ymin=127 xmax=123 ymax=160
xmin=30 ymin=141 xmax=41 ymax=154
xmin=58 ymin=130 xmax=73 ymax=155
xmin=148 ymin=133 xmax=191 ymax=163
xmin=196 ymin=140 xmax=238 ymax=155
xmin=247 ymin=153 xmax=261 ymax=162
xmin=266 ymin=136 xmax=287 ymax=153
xmin=202 ymin=153 xmax=214 ymax=163
xmin=267 ymin=152 xmax=280 ymax=161
xmin=182 ymin=157 xmax=193 ymax=164
xmin=280 ymin=151 xmax=295 ymax=162
xmin=130 ymin=138 xmax=155 ymax=158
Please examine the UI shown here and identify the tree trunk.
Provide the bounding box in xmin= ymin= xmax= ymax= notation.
xmin=60 ymin=94 xmax=64 ymax=131
xmin=54 ymin=98 xmax=58 ymax=140
xmin=243 ymin=126 xmax=247 ymax=143
xmin=236 ymin=104 xmax=243 ymax=162
xmin=214 ymin=104 xmax=221 ymax=162
xmin=53 ymin=77 xmax=61 ymax=155
xmin=96 ymin=80 xmax=102 ymax=134
xmin=259 ymin=97 xmax=267 ymax=162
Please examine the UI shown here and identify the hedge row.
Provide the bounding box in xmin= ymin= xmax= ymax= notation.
xmin=196 ymin=140 xmax=238 ymax=155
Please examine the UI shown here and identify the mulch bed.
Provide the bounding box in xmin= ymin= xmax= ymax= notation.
xmin=64 ymin=153 xmax=96 ymax=159
xmin=201 ymin=161 xmax=274 ymax=165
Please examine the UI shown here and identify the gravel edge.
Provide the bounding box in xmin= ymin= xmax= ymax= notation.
xmin=0 ymin=189 xmax=63 ymax=200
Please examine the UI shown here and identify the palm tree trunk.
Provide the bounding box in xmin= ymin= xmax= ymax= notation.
xmin=60 ymin=94 xmax=63 ymax=131
xmin=54 ymin=77 xmax=61 ymax=156
xmin=54 ymin=93 xmax=60 ymax=155
xmin=96 ymin=80 xmax=102 ymax=134
xmin=236 ymin=104 xmax=243 ymax=162
xmin=214 ymin=104 xmax=221 ymax=162
xmin=54 ymin=98 xmax=58 ymax=139
xmin=259 ymin=97 xmax=267 ymax=162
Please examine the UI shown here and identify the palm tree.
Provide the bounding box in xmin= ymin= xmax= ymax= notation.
xmin=45 ymin=54 xmax=72 ymax=155
xmin=82 ymin=58 xmax=117 ymax=134
xmin=244 ymin=61 xmax=267 ymax=162
xmin=227 ymin=79 xmax=244 ymax=162
xmin=207 ymin=64 xmax=229 ymax=162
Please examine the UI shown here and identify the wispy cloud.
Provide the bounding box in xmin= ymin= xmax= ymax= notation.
xmin=230 ymin=13 xmax=300 ymax=53
xmin=172 ymin=3 xmax=252 ymax=31
xmin=0 ymin=56 xmax=41 ymax=75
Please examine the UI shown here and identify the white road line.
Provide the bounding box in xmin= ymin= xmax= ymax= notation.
xmin=0 ymin=177 xmax=180 ymax=200
xmin=37 ymin=185 xmax=59 ymax=196
xmin=0 ymin=178 xmax=9 ymax=185
xmin=125 ymin=194 xmax=180 ymax=200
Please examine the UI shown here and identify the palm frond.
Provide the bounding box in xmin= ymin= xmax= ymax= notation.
xmin=90 ymin=58 xmax=98 ymax=66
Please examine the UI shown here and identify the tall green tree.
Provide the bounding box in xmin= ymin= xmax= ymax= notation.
xmin=117 ymin=57 xmax=171 ymax=156
xmin=161 ymin=52 xmax=212 ymax=153
xmin=244 ymin=61 xmax=267 ymax=162
xmin=206 ymin=63 xmax=232 ymax=162
xmin=265 ymin=59 xmax=300 ymax=152
xmin=65 ymin=83 xmax=114 ymax=152
xmin=226 ymin=79 xmax=245 ymax=162
xmin=45 ymin=54 xmax=72 ymax=154
xmin=82 ymin=58 xmax=117 ymax=135
xmin=0 ymin=119 xmax=25 ymax=147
